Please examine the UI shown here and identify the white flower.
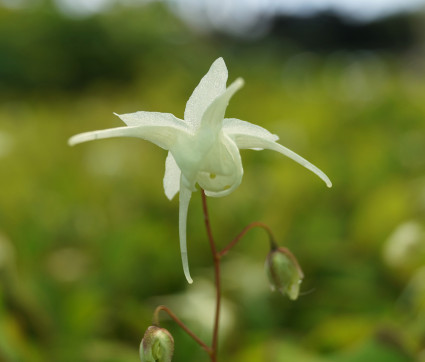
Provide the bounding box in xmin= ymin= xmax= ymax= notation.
xmin=69 ymin=58 xmax=332 ymax=284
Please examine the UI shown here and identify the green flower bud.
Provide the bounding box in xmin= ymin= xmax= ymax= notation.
xmin=140 ymin=326 xmax=174 ymax=362
xmin=265 ymin=247 xmax=304 ymax=300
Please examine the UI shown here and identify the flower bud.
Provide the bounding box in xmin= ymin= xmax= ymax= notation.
xmin=265 ymin=247 xmax=304 ymax=300
xmin=140 ymin=326 xmax=174 ymax=362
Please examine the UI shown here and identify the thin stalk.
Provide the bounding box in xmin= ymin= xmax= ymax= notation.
xmin=200 ymin=189 xmax=220 ymax=362
xmin=219 ymin=221 xmax=276 ymax=258
xmin=153 ymin=305 xmax=212 ymax=355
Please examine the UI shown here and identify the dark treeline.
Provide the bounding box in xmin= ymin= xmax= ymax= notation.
xmin=0 ymin=3 xmax=419 ymax=92
xmin=269 ymin=12 xmax=416 ymax=52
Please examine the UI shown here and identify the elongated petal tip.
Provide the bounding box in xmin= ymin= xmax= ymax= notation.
xmin=179 ymin=186 xmax=194 ymax=284
xmin=321 ymin=173 xmax=332 ymax=188
xmin=316 ymin=172 xmax=332 ymax=188
xmin=315 ymin=170 xmax=332 ymax=188
xmin=213 ymin=57 xmax=225 ymax=67
xmin=233 ymin=77 xmax=244 ymax=89
xmin=67 ymin=132 xmax=100 ymax=146
xmin=181 ymin=248 xmax=193 ymax=284
xmin=68 ymin=135 xmax=82 ymax=146
xmin=183 ymin=260 xmax=193 ymax=284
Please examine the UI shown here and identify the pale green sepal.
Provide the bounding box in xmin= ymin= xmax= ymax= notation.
xmin=179 ymin=182 xmax=193 ymax=284
xmin=223 ymin=118 xmax=279 ymax=144
xmin=227 ymin=132 xmax=332 ymax=188
xmin=163 ymin=152 xmax=181 ymax=200
xmin=69 ymin=112 xmax=190 ymax=151
xmin=200 ymin=78 xmax=244 ymax=134
xmin=184 ymin=57 xmax=228 ymax=130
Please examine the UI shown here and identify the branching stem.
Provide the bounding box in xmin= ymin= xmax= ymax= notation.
xmin=153 ymin=305 xmax=212 ymax=355
xmin=153 ymin=192 xmax=276 ymax=362
xmin=219 ymin=221 xmax=277 ymax=257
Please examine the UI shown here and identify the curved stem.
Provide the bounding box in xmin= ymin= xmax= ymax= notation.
xmin=200 ymin=189 xmax=220 ymax=362
xmin=153 ymin=305 xmax=212 ymax=355
xmin=218 ymin=221 xmax=277 ymax=258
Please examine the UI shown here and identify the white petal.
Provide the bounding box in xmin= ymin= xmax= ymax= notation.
xmin=184 ymin=58 xmax=228 ymax=130
xmin=69 ymin=112 xmax=189 ymax=151
xmin=172 ymin=80 xmax=244 ymax=195
xmin=68 ymin=125 xmax=137 ymax=146
xmin=198 ymin=134 xmax=244 ymax=197
xmin=199 ymin=78 xmax=244 ymax=135
xmin=227 ymin=133 xmax=332 ymax=188
xmin=179 ymin=183 xmax=193 ymax=284
xmin=114 ymin=111 xmax=184 ymax=128
xmin=223 ymin=118 xmax=279 ymax=145
xmin=163 ymin=152 xmax=181 ymax=200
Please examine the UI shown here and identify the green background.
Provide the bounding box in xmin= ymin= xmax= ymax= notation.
xmin=0 ymin=2 xmax=424 ymax=361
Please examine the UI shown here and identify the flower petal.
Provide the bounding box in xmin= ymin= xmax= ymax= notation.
xmin=184 ymin=57 xmax=228 ymax=130
xmin=226 ymin=131 xmax=332 ymax=188
xmin=199 ymin=78 xmax=244 ymax=135
xmin=68 ymin=112 xmax=189 ymax=151
xmin=223 ymin=118 xmax=279 ymax=145
xmin=163 ymin=152 xmax=181 ymax=200
xmin=179 ymin=183 xmax=193 ymax=284
xmin=198 ymin=134 xmax=244 ymax=197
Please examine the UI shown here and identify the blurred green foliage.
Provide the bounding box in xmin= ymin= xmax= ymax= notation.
xmin=1 ymin=2 xmax=425 ymax=361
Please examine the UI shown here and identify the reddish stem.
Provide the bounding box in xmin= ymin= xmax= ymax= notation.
xmin=219 ymin=221 xmax=276 ymax=258
xmin=153 ymin=194 xmax=277 ymax=361
xmin=153 ymin=305 xmax=212 ymax=355
xmin=200 ymin=189 xmax=220 ymax=362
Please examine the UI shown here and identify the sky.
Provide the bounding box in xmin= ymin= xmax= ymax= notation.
xmin=2 ymin=0 xmax=425 ymax=35
xmin=264 ymin=0 xmax=425 ymax=19
xmin=168 ymin=0 xmax=425 ymax=36
xmin=49 ymin=0 xmax=425 ymax=18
